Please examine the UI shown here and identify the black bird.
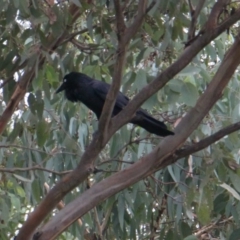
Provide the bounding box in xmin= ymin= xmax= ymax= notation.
xmin=56 ymin=72 xmax=174 ymax=137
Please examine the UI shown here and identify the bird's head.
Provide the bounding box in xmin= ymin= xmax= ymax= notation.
xmin=55 ymin=72 xmax=83 ymax=94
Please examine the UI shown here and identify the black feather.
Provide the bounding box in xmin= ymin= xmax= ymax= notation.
xmin=56 ymin=72 xmax=174 ymax=137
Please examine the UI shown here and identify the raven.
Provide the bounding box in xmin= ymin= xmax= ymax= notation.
xmin=56 ymin=72 xmax=174 ymax=137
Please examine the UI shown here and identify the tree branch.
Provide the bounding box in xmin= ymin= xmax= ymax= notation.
xmin=98 ymin=0 xmax=155 ymax=141
xmin=17 ymin=3 xmax=240 ymax=240
xmin=34 ymin=28 xmax=240 ymax=239
xmin=124 ymin=0 xmax=150 ymax=44
xmin=109 ymin=5 xmax=240 ymax=137
xmin=70 ymin=39 xmax=100 ymax=53
xmin=187 ymin=0 xmax=206 ymax=40
xmin=0 ymin=166 xmax=71 ymax=176
xmin=177 ymin=121 xmax=240 ymax=159
xmin=100 ymin=202 xmax=115 ymax=234
xmin=15 ymin=4 xmax=83 ymax=240
xmin=0 ymin=144 xmax=79 ymax=156
xmin=206 ymin=0 xmax=228 ymax=30
xmin=0 ymin=3 xmax=81 ymax=137
xmin=194 ymin=216 xmax=232 ymax=237
xmin=98 ymin=0 xmax=127 ymax=140
xmin=0 ymin=68 xmax=36 ymax=135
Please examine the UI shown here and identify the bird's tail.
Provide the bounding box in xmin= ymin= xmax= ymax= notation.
xmin=132 ymin=112 xmax=174 ymax=137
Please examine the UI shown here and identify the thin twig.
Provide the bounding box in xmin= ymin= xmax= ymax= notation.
xmin=0 ymin=144 xmax=79 ymax=156
xmin=194 ymin=216 xmax=233 ymax=237
xmin=187 ymin=0 xmax=206 ymax=40
xmin=0 ymin=166 xmax=71 ymax=175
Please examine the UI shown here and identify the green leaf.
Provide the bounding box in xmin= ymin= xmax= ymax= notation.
xmin=70 ymin=0 xmax=81 ymax=7
xmin=13 ymin=0 xmax=20 ymax=8
xmin=117 ymin=194 xmax=125 ymax=230
xmin=165 ymin=229 xmax=174 ymax=240
xmin=0 ymin=202 xmax=9 ymax=223
xmin=232 ymin=103 xmax=240 ymax=121
xmin=32 ymin=179 xmax=41 ymax=201
xmin=213 ymin=193 xmax=229 ymax=214
xmin=36 ymin=120 xmax=50 ymax=147
xmin=229 ymin=172 xmax=240 ymax=192
xmin=219 ymin=183 xmax=240 ymax=200
xmin=28 ymin=93 xmax=36 ymax=115
xmin=10 ymin=193 xmax=21 ymax=210
xmin=16 ymin=186 xmax=26 ymax=198
xmin=197 ymin=203 xmax=211 ymax=224
xmin=229 ymin=228 xmax=240 ymax=240
xmin=8 ymin=122 xmax=23 ymax=142
xmin=183 ymin=235 xmax=198 ymax=240
xmin=179 ymin=221 xmax=192 ymax=237
xmin=167 ymin=165 xmax=178 ymax=182
xmin=13 ymin=174 xmax=32 ymax=182
xmin=133 ymin=69 xmax=147 ymax=91
xmin=215 ymin=39 xmax=225 ymax=59
xmin=180 ymin=82 xmax=199 ymax=106
xmin=179 ymin=65 xmax=200 ymax=76
xmin=46 ymin=65 xmax=58 ymax=85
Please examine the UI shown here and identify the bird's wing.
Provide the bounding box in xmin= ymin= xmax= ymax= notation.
xmin=92 ymin=81 xmax=129 ymax=110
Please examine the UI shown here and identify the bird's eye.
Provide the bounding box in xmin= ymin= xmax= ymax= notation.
xmin=63 ymin=79 xmax=67 ymax=83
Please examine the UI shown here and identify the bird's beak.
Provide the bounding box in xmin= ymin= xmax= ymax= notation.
xmin=55 ymin=83 xmax=65 ymax=94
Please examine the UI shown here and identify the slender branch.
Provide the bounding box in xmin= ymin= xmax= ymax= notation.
xmin=124 ymin=0 xmax=155 ymax=44
xmin=97 ymin=159 xmax=134 ymax=166
xmin=44 ymin=108 xmax=82 ymax=150
xmin=194 ymin=216 xmax=232 ymax=237
xmin=98 ymin=0 xmax=127 ymax=140
xmin=107 ymin=136 xmax=160 ymax=161
xmin=0 ymin=144 xmax=79 ymax=156
xmin=0 ymin=67 xmax=37 ymax=135
xmin=93 ymin=207 xmax=103 ymax=239
xmin=98 ymin=0 xmax=152 ymax=141
xmin=70 ymin=39 xmax=100 ymax=53
xmin=187 ymin=0 xmax=206 ymax=40
xmin=0 ymin=144 xmax=47 ymax=154
xmin=109 ymin=6 xmax=240 ymax=137
xmin=188 ymin=0 xmax=194 ymax=13
xmin=0 ymin=166 xmax=71 ymax=175
xmin=100 ymin=202 xmax=115 ymax=233
xmin=158 ymin=121 xmax=240 ymax=171
xmin=177 ymin=121 xmax=240 ymax=159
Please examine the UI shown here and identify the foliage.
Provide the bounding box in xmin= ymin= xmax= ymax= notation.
xmin=0 ymin=0 xmax=240 ymax=239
